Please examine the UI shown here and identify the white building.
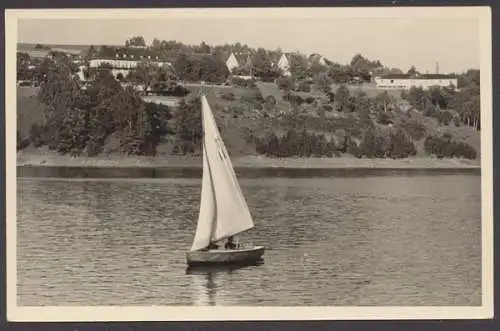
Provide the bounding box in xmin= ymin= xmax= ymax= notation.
xmin=88 ymin=53 xmax=173 ymax=79
xmin=225 ymin=52 xmax=240 ymax=73
xmin=374 ymin=74 xmax=458 ymax=90
xmin=277 ymin=53 xmax=291 ymax=76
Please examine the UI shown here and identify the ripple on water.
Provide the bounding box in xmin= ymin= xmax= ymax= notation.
xmin=17 ymin=175 xmax=481 ymax=306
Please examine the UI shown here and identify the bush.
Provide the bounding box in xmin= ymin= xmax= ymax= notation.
xmin=348 ymin=143 xmax=362 ymax=158
xmin=28 ymin=123 xmax=48 ymax=148
xmin=438 ymin=110 xmax=453 ymax=126
xmin=297 ymin=81 xmax=311 ymax=92
xmin=316 ymin=107 xmax=325 ymax=118
xmin=323 ymin=104 xmax=333 ymax=112
xmin=231 ymin=77 xmax=256 ymax=88
xmin=423 ymin=104 xmax=440 ymax=118
xmin=254 ymin=129 xmax=343 ymax=158
xmin=376 ymin=111 xmax=394 ymax=125
xmin=277 ymin=77 xmax=294 ymax=91
xmin=17 ymin=131 xmax=29 ymax=150
xmin=305 ymin=96 xmax=315 ymax=104
xmin=264 ymin=95 xmax=277 ymax=111
xmin=424 ymin=134 xmax=477 ymax=159
xmin=221 ymin=92 xmax=235 ymax=101
xmin=286 ymin=93 xmax=304 ymax=106
xmin=401 ymin=119 xmax=427 ymax=140
xmin=388 ymin=128 xmax=417 ymax=159
xmin=453 ymin=116 xmax=461 ymax=127
xmin=359 ymin=127 xmax=416 ymax=159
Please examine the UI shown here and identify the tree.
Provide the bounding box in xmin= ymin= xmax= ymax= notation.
xmin=289 ymin=54 xmax=309 ymax=80
xmin=151 ymin=38 xmax=162 ymax=50
xmin=251 ymin=48 xmax=279 ymax=80
xmin=196 ymin=41 xmax=211 ymax=54
xmin=87 ymin=45 xmax=96 ymax=59
xmin=125 ymin=36 xmax=146 ymax=47
xmin=407 ymin=86 xmax=429 ymax=111
xmin=313 ymin=72 xmax=332 ymax=93
xmin=407 ymin=65 xmax=419 ymax=75
xmin=175 ymin=98 xmax=203 ymax=153
xmin=127 ymin=61 xmax=158 ymax=93
xmin=335 ymin=84 xmax=351 ymax=111
xmin=374 ymin=91 xmax=394 ymax=113
xmin=264 ymin=95 xmax=277 ymax=111
xmin=87 ymin=64 xmax=122 ymax=106
xmin=17 ymin=52 xmax=31 ymax=81
xmin=174 ymin=54 xmax=229 ymax=83
xmin=389 ymin=128 xmax=416 ymax=159
xmin=457 ymin=69 xmax=480 ymax=88
xmin=38 ymin=62 xmax=81 ymax=115
xmin=328 ymin=64 xmax=354 ymax=84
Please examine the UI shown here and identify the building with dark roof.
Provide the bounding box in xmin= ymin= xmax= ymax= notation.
xmin=373 ymin=73 xmax=458 ymax=90
xmin=87 ymin=47 xmax=176 ymax=80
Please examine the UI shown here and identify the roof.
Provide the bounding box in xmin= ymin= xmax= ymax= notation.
xmin=93 ymin=46 xmax=177 ymax=62
xmin=378 ymin=73 xmax=457 ymax=80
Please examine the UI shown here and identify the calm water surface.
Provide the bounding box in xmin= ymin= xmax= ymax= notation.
xmin=17 ymin=175 xmax=481 ymax=306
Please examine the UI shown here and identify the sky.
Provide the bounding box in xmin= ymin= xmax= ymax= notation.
xmin=16 ymin=12 xmax=481 ymax=74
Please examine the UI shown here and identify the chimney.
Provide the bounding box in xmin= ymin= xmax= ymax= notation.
xmin=436 ymin=62 xmax=439 ymax=74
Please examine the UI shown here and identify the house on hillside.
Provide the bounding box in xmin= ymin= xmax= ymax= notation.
xmin=87 ymin=47 xmax=176 ymax=80
xmin=373 ymin=73 xmax=458 ymax=90
xmin=274 ymin=52 xmax=323 ymax=77
xmin=225 ymin=52 xmax=240 ymax=73
xmin=225 ymin=51 xmax=254 ymax=76
xmin=276 ymin=53 xmax=291 ymax=76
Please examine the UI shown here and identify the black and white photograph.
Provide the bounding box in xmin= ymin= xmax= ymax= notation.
xmin=6 ymin=7 xmax=493 ymax=321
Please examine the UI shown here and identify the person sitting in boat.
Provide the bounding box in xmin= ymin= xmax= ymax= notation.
xmin=224 ymin=236 xmax=237 ymax=250
xmin=202 ymin=242 xmax=219 ymax=251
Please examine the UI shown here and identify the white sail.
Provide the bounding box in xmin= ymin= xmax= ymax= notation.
xmin=190 ymin=142 xmax=217 ymax=251
xmin=190 ymin=95 xmax=255 ymax=251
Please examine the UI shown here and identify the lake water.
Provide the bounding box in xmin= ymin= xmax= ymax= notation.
xmin=17 ymin=174 xmax=482 ymax=306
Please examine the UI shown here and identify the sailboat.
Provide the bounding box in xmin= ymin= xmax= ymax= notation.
xmin=186 ymin=94 xmax=265 ymax=266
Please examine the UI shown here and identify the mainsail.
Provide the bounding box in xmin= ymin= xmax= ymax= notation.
xmin=190 ymin=95 xmax=255 ymax=251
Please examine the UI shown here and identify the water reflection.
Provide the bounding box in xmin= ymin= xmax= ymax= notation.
xmin=186 ymin=261 xmax=265 ymax=306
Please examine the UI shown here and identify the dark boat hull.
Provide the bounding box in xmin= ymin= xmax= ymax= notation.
xmin=186 ymin=246 xmax=265 ymax=266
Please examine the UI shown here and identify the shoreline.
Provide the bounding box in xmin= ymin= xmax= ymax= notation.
xmin=16 ymin=151 xmax=481 ymax=170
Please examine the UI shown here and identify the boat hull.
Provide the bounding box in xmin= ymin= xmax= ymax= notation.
xmin=186 ymin=246 xmax=265 ymax=266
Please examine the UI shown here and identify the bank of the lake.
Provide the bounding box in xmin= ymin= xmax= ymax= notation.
xmin=16 ymin=148 xmax=480 ymax=170
xmin=16 ymin=149 xmax=481 ymax=179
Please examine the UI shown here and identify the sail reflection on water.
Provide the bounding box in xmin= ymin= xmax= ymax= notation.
xmin=189 ymin=271 xmax=217 ymax=306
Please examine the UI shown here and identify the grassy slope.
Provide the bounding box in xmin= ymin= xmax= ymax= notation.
xmin=17 ymin=87 xmax=46 ymax=139
xmin=16 ymin=85 xmax=481 ymax=159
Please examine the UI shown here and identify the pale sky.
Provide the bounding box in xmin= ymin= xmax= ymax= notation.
xmin=17 ymin=15 xmax=480 ymax=73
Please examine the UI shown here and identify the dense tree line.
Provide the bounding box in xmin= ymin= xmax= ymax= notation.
xmin=25 ymin=61 xmax=172 ymax=156
xmin=424 ymin=133 xmax=477 ymax=160
xmin=17 ymin=37 xmax=481 ymax=161
xmin=402 ymin=69 xmax=481 ymax=131
xmin=253 ymin=125 xmax=417 ymax=159
xmin=173 ymin=53 xmax=229 ymax=83
xmin=17 ymin=51 xmax=79 ymax=84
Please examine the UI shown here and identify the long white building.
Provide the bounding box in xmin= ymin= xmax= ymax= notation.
xmin=374 ymin=73 xmax=458 ymax=90
xmin=88 ymin=51 xmax=174 ymax=79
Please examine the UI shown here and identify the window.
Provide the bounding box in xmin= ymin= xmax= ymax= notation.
xmin=390 ymin=79 xmax=394 ymax=83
